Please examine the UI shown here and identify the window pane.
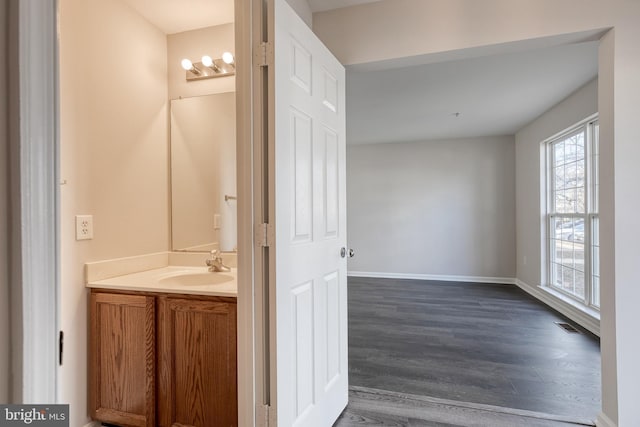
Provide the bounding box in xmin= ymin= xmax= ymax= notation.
xmin=554 ymin=143 xmax=565 ymax=166
xmin=575 ymin=131 xmax=585 ymax=150
xmin=555 ymin=190 xmax=566 ymax=213
xmin=562 ymin=267 xmax=574 ymax=293
xmin=576 ymin=159 xmax=585 ymax=182
xmin=549 ymin=215 xmax=586 ymax=300
xmin=566 ymin=162 xmax=577 ymax=185
xmin=555 ymin=166 xmax=565 ymax=191
xmin=592 ymin=123 xmax=600 ymax=213
xmin=576 ymin=187 xmax=585 ymax=213
xmin=591 ymin=215 xmax=600 ymax=308
xmin=566 ymin=189 xmax=577 ymax=212
xmin=573 ymin=218 xmax=585 ymax=243
xmin=555 ymin=264 xmax=563 ymax=287
xmin=592 ymin=276 xmax=600 ymax=307
xmin=576 ymin=140 xmax=585 ymax=160
xmin=574 ymin=242 xmax=585 ymax=271
xmin=575 ymin=270 xmax=585 ymax=299
xmin=565 ymin=141 xmax=578 ymax=164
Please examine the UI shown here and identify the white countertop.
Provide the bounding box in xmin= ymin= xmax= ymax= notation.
xmin=87 ymin=265 xmax=238 ymax=297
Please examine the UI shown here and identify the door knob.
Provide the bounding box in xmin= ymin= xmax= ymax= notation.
xmin=341 ymin=248 xmax=355 ymax=258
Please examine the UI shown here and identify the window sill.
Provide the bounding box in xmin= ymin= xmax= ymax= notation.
xmin=539 ymin=285 xmax=600 ymax=321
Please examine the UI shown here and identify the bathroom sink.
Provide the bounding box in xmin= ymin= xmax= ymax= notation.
xmin=159 ymin=271 xmax=234 ymax=287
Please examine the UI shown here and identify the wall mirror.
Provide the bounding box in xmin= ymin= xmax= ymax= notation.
xmin=170 ymin=92 xmax=236 ymax=252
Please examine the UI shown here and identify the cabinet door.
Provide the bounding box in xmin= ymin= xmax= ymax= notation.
xmin=158 ymin=298 xmax=238 ymax=427
xmin=90 ymin=292 xmax=155 ymax=427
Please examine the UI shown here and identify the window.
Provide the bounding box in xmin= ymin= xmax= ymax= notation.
xmin=546 ymin=117 xmax=599 ymax=309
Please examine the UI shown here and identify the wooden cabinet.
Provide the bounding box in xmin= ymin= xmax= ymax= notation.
xmin=158 ymin=297 xmax=237 ymax=427
xmin=90 ymin=290 xmax=237 ymax=427
xmin=90 ymin=293 xmax=156 ymax=427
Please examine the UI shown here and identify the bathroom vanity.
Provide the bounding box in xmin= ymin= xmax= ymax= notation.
xmin=87 ymin=261 xmax=238 ymax=427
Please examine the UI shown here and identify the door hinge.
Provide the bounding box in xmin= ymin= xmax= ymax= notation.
xmin=254 ymin=41 xmax=274 ymax=67
xmin=257 ymin=404 xmax=271 ymax=427
xmin=256 ymin=223 xmax=274 ymax=247
xmin=58 ymin=330 xmax=64 ymax=366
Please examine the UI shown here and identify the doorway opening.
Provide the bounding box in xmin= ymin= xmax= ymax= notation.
xmin=55 ymin=1 xmax=254 ymax=425
xmin=339 ymin=36 xmax=603 ymax=424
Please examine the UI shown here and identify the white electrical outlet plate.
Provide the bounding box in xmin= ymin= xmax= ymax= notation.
xmin=76 ymin=215 xmax=94 ymax=240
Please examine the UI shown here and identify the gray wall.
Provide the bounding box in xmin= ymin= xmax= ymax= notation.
xmin=0 ymin=0 xmax=10 ymax=403
xmin=347 ymin=136 xmax=516 ymax=280
xmin=515 ymin=78 xmax=598 ymax=288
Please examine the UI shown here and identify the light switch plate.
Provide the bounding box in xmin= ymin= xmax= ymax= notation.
xmin=76 ymin=215 xmax=94 ymax=240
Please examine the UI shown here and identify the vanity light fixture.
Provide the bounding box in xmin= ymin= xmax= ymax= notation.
xmin=182 ymin=52 xmax=235 ymax=81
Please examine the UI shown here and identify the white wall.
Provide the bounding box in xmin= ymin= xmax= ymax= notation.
xmin=347 ymin=136 xmax=515 ymax=281
xmin=314 ymin=2 xmax=640 ymax=425
xmin=0 ymin=0 xmax=10 ymax=404
xmin=167 ymin=24 xmax=235 ymax=99
xmin=515 ymin=78 xmax=597 ymax=287
xmin=59 ymin=0 xmax=169 ymax=424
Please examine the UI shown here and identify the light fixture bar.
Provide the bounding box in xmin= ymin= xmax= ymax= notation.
xmin=184 ymin=58 xmax=235 ymax=81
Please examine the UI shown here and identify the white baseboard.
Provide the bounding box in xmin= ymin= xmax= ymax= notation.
xmin=514 ymin=279 xmax=600 ymax=337
xmin=596 ymin=412 xmax=617 ymax=427
xmin=347 ymin=271 xmax=516 ymax=285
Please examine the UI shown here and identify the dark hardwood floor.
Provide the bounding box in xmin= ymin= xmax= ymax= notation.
xmin=346 ymin=277 xmax=601 ymax=422
xmin=334 ymin=386 xmax=595 ymax=427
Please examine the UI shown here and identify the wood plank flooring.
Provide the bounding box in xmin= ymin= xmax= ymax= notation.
xmin=345 ymin=277 xmax=601 ymax=423
xmin=334 ymin=386 xmax=595 ymax=427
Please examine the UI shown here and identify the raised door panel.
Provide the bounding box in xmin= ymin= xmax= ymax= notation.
xmin=90 ymin=292 xmax=155 ymax=427
xmin=158 ymin=297 xmax=238 ymax=427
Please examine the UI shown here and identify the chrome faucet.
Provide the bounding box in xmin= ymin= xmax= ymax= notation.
xmin=206 ymin=249 xmax=230 ymax=272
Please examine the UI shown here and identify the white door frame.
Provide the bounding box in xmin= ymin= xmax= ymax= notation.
xmin=8 ymin=0 xmax=60 ymax=403
xmin=236 ymin=0 xmax=260 ymax=425
xmin=246 ymin=0 xmax=277 ymax=424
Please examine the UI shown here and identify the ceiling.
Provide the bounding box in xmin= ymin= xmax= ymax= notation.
xmin=120 ymin=0 xmax=235 ymax=34
xmin=120 ymin=0 xmax=381 ymax=34
xmin=347 ymin=42 xmax=599 ymax=145
xmin=118 ymin=0 xmax=598 ymax=145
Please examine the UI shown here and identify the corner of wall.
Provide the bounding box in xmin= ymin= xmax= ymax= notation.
xmin=514 ymin=76 xmax=598 ymax=288
xmin=596 ymin=412 xmax=617 ymax=427
xmin=285 ymin=0 xmax=313 ymax=28
xmin=514 ymin=279 xmax=600 ymax=336
xmin=0 ymin=0 xmax=10 ymax=404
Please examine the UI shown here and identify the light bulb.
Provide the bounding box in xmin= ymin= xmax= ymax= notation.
xmin=201 ymin=55 xmax=213 ymax=67
xmin=222 ymin=52 xmax=234 ymax=65
xmin=181 ymin=58 xmax=193 ymax=71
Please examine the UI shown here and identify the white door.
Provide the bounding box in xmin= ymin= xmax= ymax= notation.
xmin=272 ymin=0 xmax=348 ymax=425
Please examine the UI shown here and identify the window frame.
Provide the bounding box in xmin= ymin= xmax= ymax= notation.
xmin=544 ymin=114 xmax=600 ymax=311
